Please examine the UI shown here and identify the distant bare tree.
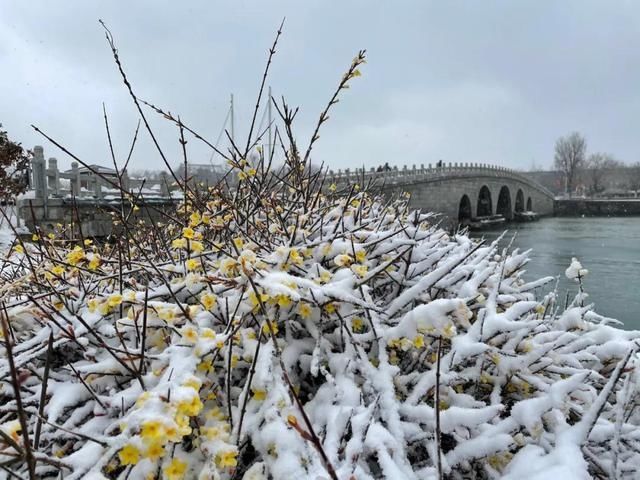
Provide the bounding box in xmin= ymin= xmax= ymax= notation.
xmin=585 ymin=152 xmax=619 ymax=196
xmin=554 ymin=132 xmax=586 ymax=196
xmin=628 ymin=162 xmax=640 ymax=194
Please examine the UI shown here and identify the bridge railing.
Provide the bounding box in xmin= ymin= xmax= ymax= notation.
xmin=26 ymin=146 xmax=175 ymax=202
xmin=327 ymin=162 xmax=554 ymax=198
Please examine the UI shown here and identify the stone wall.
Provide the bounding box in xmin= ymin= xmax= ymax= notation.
xmin=18 ymin=197 xmax=179 ymax=237
xmin=554 ymin=199 xmax=640 ymax=216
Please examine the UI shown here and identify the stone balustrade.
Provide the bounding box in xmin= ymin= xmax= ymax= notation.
xmin=29 ymin=145 xmax=172 ymax=202
xmin=327 ymin=162 xmax=555 ymax=199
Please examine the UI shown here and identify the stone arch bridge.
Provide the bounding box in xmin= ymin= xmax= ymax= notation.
xmin=328 ymin=162 xmax=555 ymax=228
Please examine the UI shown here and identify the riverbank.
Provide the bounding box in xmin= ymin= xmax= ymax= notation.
xmin=555 ymin=198 xmax=640 ymax=216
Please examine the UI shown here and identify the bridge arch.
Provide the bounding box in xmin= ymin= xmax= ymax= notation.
xmin=458 ymin=194 xmax=472 ymax=222
xmin=515 ymin=189 xmax=525 ymax=213
xmin=496 ymin=186 xmax=513 ymax=220
xmin=477 ymin=186 xmax=492 ymax=217
xmin=527 ymin=197 xmax=532 ymax=211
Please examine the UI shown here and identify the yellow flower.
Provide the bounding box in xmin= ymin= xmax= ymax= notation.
xmin=443 ymin=323 xmax=456 ymax=338
xmin=88 ymin=256 xmax=101 ymax=270
xmin=388 ymin=338 xmax=402 ymax=349
xmin=261 ymin=320 xmax=279 ymax=336
xmin=247 ymin=167 xmax=257 ymax=177
xmin=159 ymin=308 xmax=177 ymax=322
xmin=13 ymin=245 xmax=24 ymax=254
xmin=328 ymin=183 xmax=337 ymax=192
xmin=181 ymin=326 xmax=199 ymax=344
xmin=182 ymin=227 xmax=195 ymax=240
xmin=232 ymin=237 xmax=244 ymax=250
xmin=118 ymin=444 xmax=140 ymax=466
xmin=107 ymin=294 xmax=123 ymax=307
xmin=319 ymin=271 xmax=332 ymax=284
xmin=1 ymin=420 xmax=21 ymax=442
xmin=202 ymin=425 xmax=229 ymax=441
xmin=84 ymin=239 xmax=93 ymax=246
xmin=200 ymin=293 xmax=217 ymax=310
xmin=186 ymin=258 xmax=200 ymax=271
xmin=298 ymin=303 xmax=312 ymax=319
xmin=413 ymin=335 xmax=425 ymax=349
xmin=177 ymin=395 xmax=203 ymax=417
xmin=216 ymin=449 xmax=238 ymax=469
xmin=51 ymin=265 xmax=65 ymax=276
xmin=252 ymin=389 xmax=267 ymax=401
xmin=324 ymin=303 xmax=336 ymax=314
xmin=400 ymin=337 xmax=413 ymax=351
xmin=164 ymin=458 xmax=188 ymax=480
xmin=87 ymin=299 xmax=99 ymax=313
xmin=197 ymin=359 xmax=213 ymax=373
xmin=355 ymin=250 xmax=366 ymax=263
xmin=98 ymin=302 xmax=111 ymax=316
xmin=175 ymin=413 xmax=193 ymax=435
xmin=273 ymin=294 xmax=291 ymax=308
xmin=201 ymin=328 xmax=216 ymax=340
xmin=352 ymin=264 xmax=368 ymax=277
xmin=189 ymin=211 xmax=201 ymax=227
xmin=220 ymin=258 xmax=238 ymax=277
xmin=334 ymin=254 xmax=353 ymax=267
xmin=172 ymin=238 xmax=187 ymax=250
xmin=289 ymin=248 xmax=303 ymax=266
xmin=144 ymin=441 xmax=164 ymax=460
xmin=352 ymin=317 xmax=364 ymax=333
xmin=238 ymin=171 xmax=247 ymax=181
xmin=190 ymin=240 xmax=204 ymax=253
xmin=32 ymin=234 xmax=39 ymax=241
xmin=140 ymin=420 xmax=165 ymax=443
xmin=66 ymin=246 xmax=85 ymax=265
xmin=249 ymin=291 xmax=270 ymax=308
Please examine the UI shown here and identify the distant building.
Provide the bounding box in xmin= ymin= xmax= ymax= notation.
xmin=64 ymin=164 xmax=119 ymax=189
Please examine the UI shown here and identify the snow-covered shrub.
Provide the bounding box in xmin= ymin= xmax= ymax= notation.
xmin=1 ymin=35 xmax=639 ymax=480
xmin=2 ymin=162 xmax=640 ymax=479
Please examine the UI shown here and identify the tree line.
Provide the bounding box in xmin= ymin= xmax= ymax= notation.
xmin=554 ymin=131 xmax=640 ymax=197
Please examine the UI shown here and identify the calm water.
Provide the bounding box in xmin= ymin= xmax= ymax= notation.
xmin=471 ymin=217 xmax=640 ymax=330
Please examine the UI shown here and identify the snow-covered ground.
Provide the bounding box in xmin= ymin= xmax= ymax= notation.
xmin=0 ymin=205 xmax=24 ymax=251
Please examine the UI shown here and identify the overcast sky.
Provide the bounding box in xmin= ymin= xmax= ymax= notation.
xmin=1 ymin=1 xmax=639 ymax=172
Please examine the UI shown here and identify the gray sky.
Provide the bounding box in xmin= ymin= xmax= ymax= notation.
xmin=1 ymin=1 xmax=639 ymax=172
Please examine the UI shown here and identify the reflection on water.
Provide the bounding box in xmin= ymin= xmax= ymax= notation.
xmin=470 ymin=217 xmax=640 ymax=330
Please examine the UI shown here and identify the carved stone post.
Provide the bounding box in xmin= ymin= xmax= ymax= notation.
xmin=71 ymin=162 xmax=80 ymax=196
xmin=48 ymin=158 xmax=60 ymax=195
xmin=160 ymin=172 xmax=169 ymax=197
xmin=32 ymin=146 xmax=47 ymax=200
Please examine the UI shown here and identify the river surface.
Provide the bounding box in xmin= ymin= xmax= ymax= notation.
xmin=471 ymin=217 xmax=640 ymax=330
